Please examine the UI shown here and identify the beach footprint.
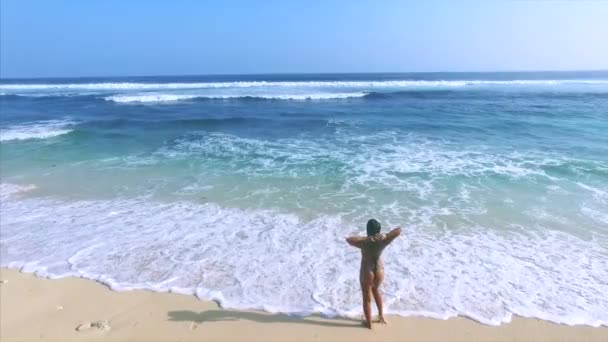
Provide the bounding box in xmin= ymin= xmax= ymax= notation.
xmin=75 ymin=320 xmax=111 ymax=332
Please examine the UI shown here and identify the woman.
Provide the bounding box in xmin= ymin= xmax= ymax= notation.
xmin=346 ymin=219 xmax=402 ymax=329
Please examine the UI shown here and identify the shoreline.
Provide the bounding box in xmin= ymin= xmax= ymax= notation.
xmin=1 ymin=268 xmax=607 ymax=342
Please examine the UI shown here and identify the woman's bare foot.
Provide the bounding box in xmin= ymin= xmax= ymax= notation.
xmin=378 ymin=316 xmax=387 ymax=325
xmin=362 ymin=320 xmax=373 ymax=329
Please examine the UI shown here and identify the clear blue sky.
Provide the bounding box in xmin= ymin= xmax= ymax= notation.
xmin=1 ymin=0 xmax=607 ymax=78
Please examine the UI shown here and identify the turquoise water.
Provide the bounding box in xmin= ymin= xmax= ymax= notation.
xmin=1 ymin=72 xmax=607 ymax=325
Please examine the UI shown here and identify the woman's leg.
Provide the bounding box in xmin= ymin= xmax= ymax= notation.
xmin=360 ymin=271 xmax=374 ymax=329
xmin=372 ymin=269 xmax=386 ymax=324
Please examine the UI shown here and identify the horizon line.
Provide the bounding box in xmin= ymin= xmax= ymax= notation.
xmin=1 ymin=69 xmax=608 ymax=81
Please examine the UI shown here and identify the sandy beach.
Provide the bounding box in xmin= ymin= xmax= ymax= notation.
xmin=1 ymin=268 xmax=606 ymax=342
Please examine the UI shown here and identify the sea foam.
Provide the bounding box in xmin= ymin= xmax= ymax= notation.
xmin=0 ymin=120 xmax=74 ymax=142
xmin=2 ymin=79 xmax=607 ymax=92
xmin=1 ymin=183 xmax=606 ymax=326
xmin=104 ymin=92 xmax=368 ymax=103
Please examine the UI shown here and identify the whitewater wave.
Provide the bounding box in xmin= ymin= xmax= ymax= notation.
xmin=106 ymin=94 xmax=200 ymax=103
xmin=1 ymin=182 xmax=606 ymax=326
xmin=97 ymin=131 xmax=607 ymax=232
xmin=104 ymin=92 xmax=368 ymax=103
xmin=0 ymin=120 xmax=74 ymax=142
xmin=152 ymin=131 xmax=584 ymax=182
xmin=2 ymin=79 xmax=608 ymax=91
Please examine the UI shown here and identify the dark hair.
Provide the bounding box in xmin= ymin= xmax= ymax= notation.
xmin=366 ymin=219 xmax=381 ymax=236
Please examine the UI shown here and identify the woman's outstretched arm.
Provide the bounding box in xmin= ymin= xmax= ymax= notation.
xmin=346 ymin=236 xmax=366 ymax=248
xmin=383 ymin=227 xmax=402 ymax=245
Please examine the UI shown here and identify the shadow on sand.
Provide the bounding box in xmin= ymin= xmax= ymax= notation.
xmin=167 ymin=309 xmax=362 ymax=328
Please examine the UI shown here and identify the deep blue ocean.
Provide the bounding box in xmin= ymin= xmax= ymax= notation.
xmin=1 ymin=72 xmax=607 ymax=326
